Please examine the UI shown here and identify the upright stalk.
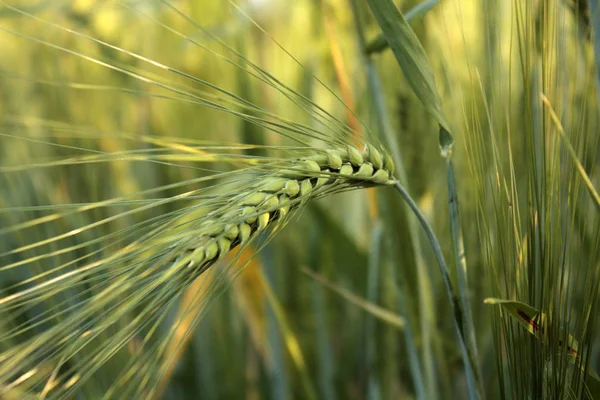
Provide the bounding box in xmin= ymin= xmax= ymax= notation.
xmin=348 ymin=2 xmax=438 ymax=399
xmin=393 ymin=181 xmax=483 ymax=399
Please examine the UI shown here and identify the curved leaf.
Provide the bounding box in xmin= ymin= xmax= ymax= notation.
xmin=365 ymin=0 xmax=453 ymax=144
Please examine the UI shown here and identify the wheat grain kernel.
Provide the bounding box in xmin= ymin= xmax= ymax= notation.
xmin=303 ymin=160 xmax=321 ymax=173
xmin=354 ymin=163 xmax=374 ymax=179
xmin=371 ymin=169 xmax=390 ymax=184
xmin=239 ymin=223 xmax=252 ymax=243
xmin=339 ymin=163 xmax=353 ymax=176
xmin=218 ymin=238 xmax=231 ymax=254
xmin=205 ymin=241 xmax=219 ymax=261
xmin=367 ymin=144 xmax=384 ymax=170
xmin=242 ymin=207 xmax=257 ymax=224
xmin=264 ymin=195 xmax=279 ymax=210
xmin=315 ymin=169 xmax=330 ymax=188
xmin=262 ymin=177 xmax=288 ymax=193
xmin=300 ymin=179 xmax=313 ymax=196
xmin=308 ymin=154 xmax=329 ymax=166
xmin=326 ymin=150 xmax=343 ymax=170
xmin=204 ymin=224 xmax=223 ymax=237
xmin=283 ymin=180 xmax=300 ymax=197
xmin=347 ymin=145 xmax=364 ymax=166
xmin=242 ymin=193 xmax=268 ymax=206
xmin=384 ymin=152 xmax=395 ymax=174
xmin=224 ymin=225 xmax=239 ymax=240
xmin=257 ymin=213 xmax=270 ymax=230
xmin=278 ymin=194 xmax=290 ymax=219
xmin=189 ymin=248 xmax=205 ymax=267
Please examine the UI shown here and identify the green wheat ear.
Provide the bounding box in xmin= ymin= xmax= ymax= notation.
xmin=0 ymin=143 xmax=395 ymax=397
xmin=175 ymin=144 xmax=395 ymax=279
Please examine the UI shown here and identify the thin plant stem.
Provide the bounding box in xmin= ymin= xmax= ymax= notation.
xmin=446 ymin=156 xmax=482 ymax=397
xmin=392 ymin=181 xmax=483 ymax=399
xmin=348 ymin=2 xmax=437 ymax=398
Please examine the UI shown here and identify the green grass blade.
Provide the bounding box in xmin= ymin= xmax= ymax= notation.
xmin=541 ymin=94 xmax=600 ymax=211
xmin=365 ymin=0 xmax=441 ymax=55
xmin=365 ymin=0 xmax=452 ymax=138
xmin=302 ymin=267 xmax=405 ymax=330
xmin=588 ymin=0 xmax=600 ymax=102
xmin=393 ymin=181 xmax=482 ymax=399
xmin=484 ymin=298 xmax=600 ymax=386
xmin=446 ymin=157 xmax=482 ymax=395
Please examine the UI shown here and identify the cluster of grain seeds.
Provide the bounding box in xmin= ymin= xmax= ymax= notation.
xmin=180 ymin=144 xmax=395 ymax=276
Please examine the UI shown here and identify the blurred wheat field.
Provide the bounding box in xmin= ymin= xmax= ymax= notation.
xmin=1 ymin=0 xmax=600 ymax=399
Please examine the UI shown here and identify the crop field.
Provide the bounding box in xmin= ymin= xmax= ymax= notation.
xmin=0 ymin=1 xmax=599 ymax=399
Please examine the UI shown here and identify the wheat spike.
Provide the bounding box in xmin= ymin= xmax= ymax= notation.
xmin=175 ymin=143 xmax=395 ymax=279
xmin=0 ymin=143 xmax=395 ymax=397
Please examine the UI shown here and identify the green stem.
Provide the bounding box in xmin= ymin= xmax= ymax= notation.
xmin=393 ymin=181 xmax=483 ymax=399
xmin=348 ymin=2 xmax=437 ymax=398
xmin=446 ymin=157 xmax=482 ymax=397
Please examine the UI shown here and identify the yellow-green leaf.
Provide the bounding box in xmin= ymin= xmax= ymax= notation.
xmin=365 ymin=0 xmax=440 ymax=55
xmin=365 ymin=0 xmax=453 ymax=148
xmin=484 ymin=298 xmax=600 ymax=384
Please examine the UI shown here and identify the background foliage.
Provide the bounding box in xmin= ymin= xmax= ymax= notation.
xmin=1 ymin=0 xmax=599 ymax=399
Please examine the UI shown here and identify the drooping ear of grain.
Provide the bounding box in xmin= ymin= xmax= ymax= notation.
xmin=0 ymin=143 xmax=395 ymax=397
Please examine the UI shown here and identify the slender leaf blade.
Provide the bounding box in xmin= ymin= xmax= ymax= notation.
xmin=365 ymin=0 xmax=452 ymax=139
xmin=365 ymin=0 xmax=441 ymax=55
xmin=484 ymin=298 xmax=600 ymax=384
